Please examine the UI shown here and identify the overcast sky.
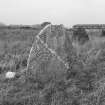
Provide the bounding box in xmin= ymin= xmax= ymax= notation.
xmin=0 ymin=0 xmax=105 ymax=27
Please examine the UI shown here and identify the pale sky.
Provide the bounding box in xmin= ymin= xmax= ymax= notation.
xmin=0 ymin=0 xmax=105 ymax=27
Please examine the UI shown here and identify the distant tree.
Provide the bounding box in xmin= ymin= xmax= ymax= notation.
xmin=101 ymin=29 xmax=105 ymax=37
xmin=73 ymin=28 xmax=89 ymax=44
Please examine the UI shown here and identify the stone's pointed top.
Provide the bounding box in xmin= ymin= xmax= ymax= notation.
xmin=5 ymin=71 xmax=16 ymax=79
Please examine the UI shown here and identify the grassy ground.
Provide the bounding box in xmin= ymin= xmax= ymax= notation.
xmin=0 ymin=25 xmax=105 ymax=105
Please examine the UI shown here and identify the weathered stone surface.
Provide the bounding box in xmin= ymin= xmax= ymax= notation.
xmin=27 ymin=25 xmax=72 ymax=82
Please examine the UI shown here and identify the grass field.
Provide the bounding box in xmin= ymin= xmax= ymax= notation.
xmin=0 ymin=24 xmax=105 ymax=105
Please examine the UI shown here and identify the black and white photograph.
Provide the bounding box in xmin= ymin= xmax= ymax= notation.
xmin=0 ymin=0 xmax=105 ymax=105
